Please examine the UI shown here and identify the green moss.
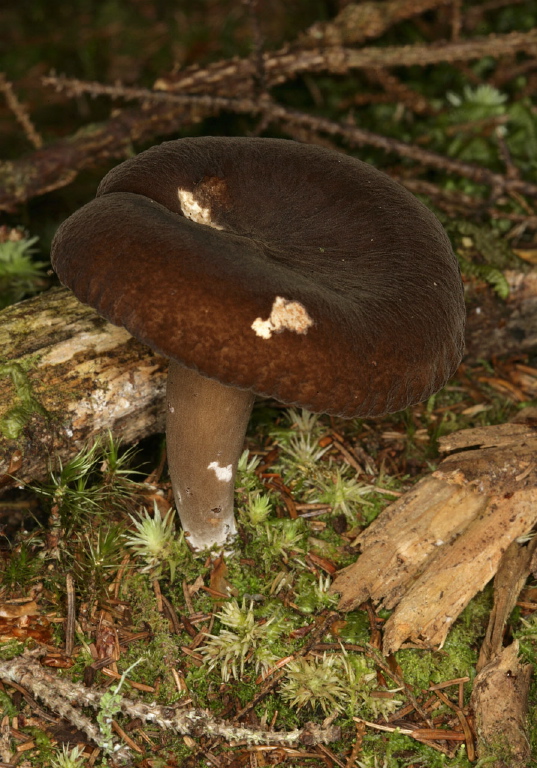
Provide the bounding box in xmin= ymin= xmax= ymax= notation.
xmin=337 ymin=611 xmax=371 ymax=645
xmin=397 ymin=589 xmax=492 ymax=692
xmin=2 ymin=397 xmax=531 ymax=764
xmin=0 ymin=361 xmax=48 ymax=439
xmin=359 ymin=729 xmax=473 ymax=767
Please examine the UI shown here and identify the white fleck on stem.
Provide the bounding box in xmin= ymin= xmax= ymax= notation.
xmin=208 ymin=461 xmax=233 ymax=482
xmin=166 ymin=361 xmax=255 ymax=551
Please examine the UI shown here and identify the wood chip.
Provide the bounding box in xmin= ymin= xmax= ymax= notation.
xmin=331 ymin=423 xmax=537 ymax=652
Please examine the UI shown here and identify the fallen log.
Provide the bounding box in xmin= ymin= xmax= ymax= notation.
xmin=0 ymin=287 xmax=167 ymax=489
xmin=331 ymin=421 xmax=537 ymax=652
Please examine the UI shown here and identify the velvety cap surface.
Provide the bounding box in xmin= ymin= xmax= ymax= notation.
xmin=51 ymin=137 xmax=465 ymax=417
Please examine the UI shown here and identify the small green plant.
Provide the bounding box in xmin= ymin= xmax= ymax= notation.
xmin=96 ymin=658 xmax=144 ymax=754
xmin=280 ymin=651 xmax=401 ymax=718
xmin=294 ymin=573 xmax=339 ymax=614
xmin=279 ymin=432 xmax=331 ymax=482
xmin=50 ymin=744 xmax=85 ymax=768
xmin=35 ymin=440 xmax=107 ymax=534
xmin=244 ymin=491 xmax=273 ymax=526
xmin=236 ymin=449 xmax=262 ymax=492
xmin=0 ymin=227 xmax=47 ymax=309
xmin=75 ymin=524 xmax=125 ymax=595
xmin=98 ymin=431 xmax=143 ymax=500
xmin=314 ymin=467 xmax=374 ymax=521
xmin=457 ymin=253 xmax=509 ymax=299
xmin=268 ymin=408 xmax=325 ymax=446
xmin=124 ymin=502 xmax=183 ymax=581
xmin=263 ymin=518 xmax=305 ymax=562
xmin=446 ymin=83 xmax=507 ymax=116
xmin=35 ymin=433 xmax=142 ymax=538
xmin=200 ymin=599 xmax=283 ymax=681
xmin=1 ymin=541 xmax=41 ymax=589
xmin=285 ymin=408 xmax=322 ymax=435
xmin=280 ymin=654 xmax=349 ymax=714
xmin=0 ymin=362 xmax=48 ymax=440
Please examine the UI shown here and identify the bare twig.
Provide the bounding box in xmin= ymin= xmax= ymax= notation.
xmin=0 ymin=653 xmax=131 ymax=761
xmin=42 ymin=75 xmax=537 ymax=200
xmin=0 ymin=652 xmax=341 ymax=754
xmin=153 ymin=30 xmax=537 ymax=94
xmin=0 ymin=74 xmax=43 ymax=149
xmin=302 ymin=0 xmax=460 ymax=46
xmin=65 ymin=572 xmax=76 ymax=658
xmin=2 ymin=24 xmax=535 ymax=210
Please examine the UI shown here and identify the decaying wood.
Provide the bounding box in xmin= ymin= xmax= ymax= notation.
xmin=470 ymin=641 xmax=532 ymax=768
xmin=477 ymin=538 xmax=537 ymax=672
xmin=331 ymin=422 xmax=537 ymax=653
xmin=0 ymin=287 xmax=167 ymax=489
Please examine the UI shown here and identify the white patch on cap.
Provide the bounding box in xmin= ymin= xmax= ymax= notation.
xmin=251 ymin=296 xmax=313 ymax=340
xmin=208 ymin=461 xmax=233 ymax=482
xmin=178 ymin=189 xmax=223 ymax=229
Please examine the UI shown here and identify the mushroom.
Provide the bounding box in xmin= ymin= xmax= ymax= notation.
xmin=51 ymin=137 xmax=465 ymax=551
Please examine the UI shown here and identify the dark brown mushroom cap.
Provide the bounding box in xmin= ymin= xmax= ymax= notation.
xmin=51 ymin=137 xmax=465 ymax=417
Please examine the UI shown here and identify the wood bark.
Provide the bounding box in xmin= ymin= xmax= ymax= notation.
xmin=0 ymin=287 xmax=168 ymax=490
xmin=331 ymin=421 xmax=537 ymax=653
xmin=470 ymin=641 xmax=532 ymax=768
xmin=477 ymin=539 xmax=537 ymax=672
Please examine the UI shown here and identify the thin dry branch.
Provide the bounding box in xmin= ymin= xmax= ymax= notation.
xmin=2 ymin=24 xmax=536 ymax=209
xmin=0 ymin=73 xmax=43 ymax=149
xmin=301 ymin=0 xmax=455 ymax=46
xmin=0 ymin=651 xmax=341 ymax=758
xmin=0 ymin=100 xmax=198 ymax=211
xmin=153 ymin=30 xmax=537 ymax=94
xmin=41 ymin=76 xmax=537 ymax=201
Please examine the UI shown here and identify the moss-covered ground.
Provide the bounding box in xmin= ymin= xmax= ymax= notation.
xmin=2 ymin=1 xmax=537 ymax=765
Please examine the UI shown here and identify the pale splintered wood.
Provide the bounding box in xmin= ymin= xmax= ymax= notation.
xmin=331 ymin=422 xmax=537 ymax=652
xmin=332 ymin=474 xmax=488 ymax=611
xmin=382 ymin=486 xmax=537 ymax=652
xmin=0 ymin=287 xmax=168 ymax=489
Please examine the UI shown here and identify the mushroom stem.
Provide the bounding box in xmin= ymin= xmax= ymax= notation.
xmin=166 ymin=360 xmax=255 ymax=551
